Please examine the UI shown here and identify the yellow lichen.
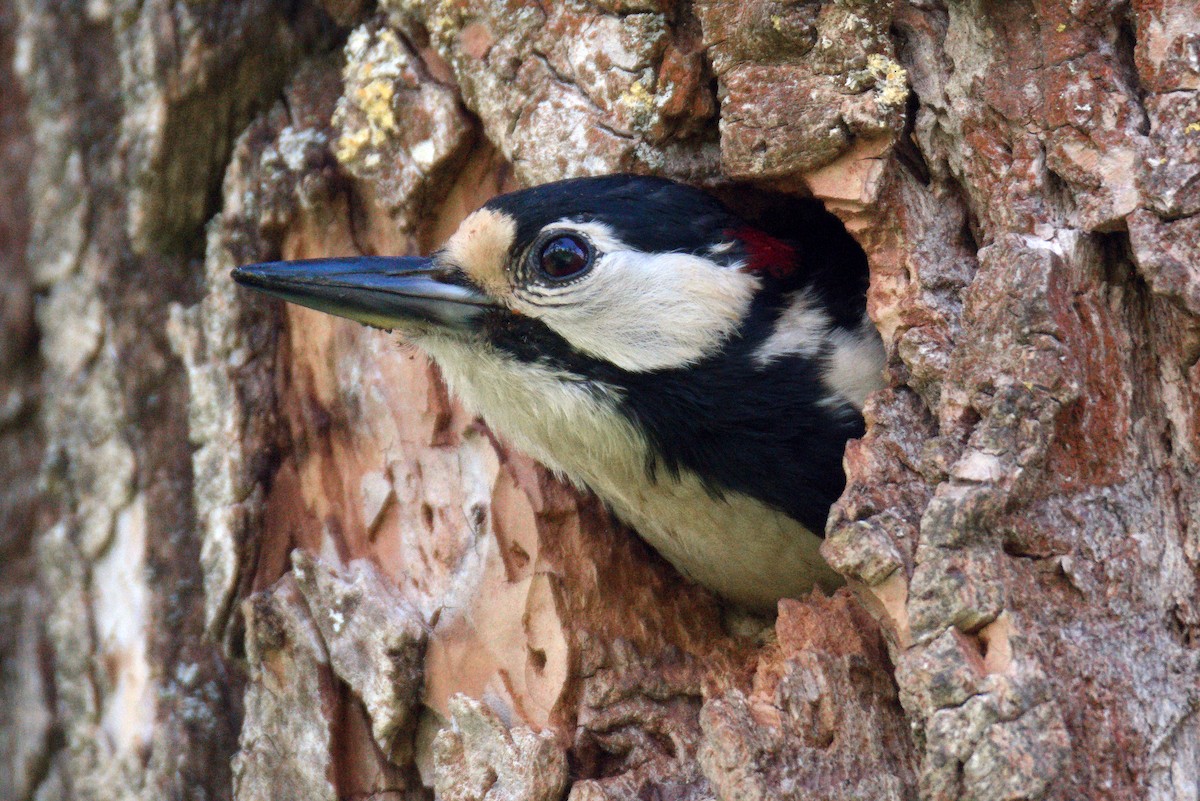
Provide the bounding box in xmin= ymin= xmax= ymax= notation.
xmin=617 ymin=78 xmax=659 ymax=133
xmin=331 ymin=24 xmax=414 ymax=168
xmin=866 ymin=53 xmax=909 ymax=107
xmin=333 ymin=78 xmax=398 ymax=163
xmin=356 ymin=79 xmax=397 ymax=133
xmin=1186 ymin=121 xmax=1200 ymax=134
xmin=378 ymin=28 xmax=402 ymax=50
xmin=335 ymin=126 xmax=372 ymax=163
xmin=619 ymin=79 xmax=656 ymax=111
xmin=428 ymin=6 xmax=461 ymax=44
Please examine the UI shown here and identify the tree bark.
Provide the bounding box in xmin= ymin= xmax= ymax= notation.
xmin=2 ymin=1 xmax=1198 ymax=800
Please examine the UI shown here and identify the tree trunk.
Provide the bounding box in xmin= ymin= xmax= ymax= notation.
xmin=2 ymin=1 xmax=1198 ymax=800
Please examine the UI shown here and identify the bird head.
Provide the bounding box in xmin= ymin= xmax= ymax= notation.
xmin=230 ymin=175 xmax=860 ymax=375
xmin=233 ymin=175 xmax=880 ymax=546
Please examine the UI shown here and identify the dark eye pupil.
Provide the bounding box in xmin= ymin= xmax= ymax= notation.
xmin=539 ymin=236 xmax=589 ymax=279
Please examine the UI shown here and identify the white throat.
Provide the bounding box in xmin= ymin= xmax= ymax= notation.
xmin=415 ymin=335 xmax=842 ymax=610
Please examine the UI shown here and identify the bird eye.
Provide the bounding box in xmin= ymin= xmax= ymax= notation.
xmin=537 ymin=235 xmax=591 ymax=280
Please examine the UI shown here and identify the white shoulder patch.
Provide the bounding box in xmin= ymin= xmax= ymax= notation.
xmin=823 ymin=315 xmax=885 ymax=410
xmin=753 ymin=289 xmax=832 ymax=365
xmin=755 ymin=292 xmax=884 ymax=411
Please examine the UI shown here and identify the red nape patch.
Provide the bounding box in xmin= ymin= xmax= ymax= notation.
xmin=728 ymin=227 xmax=797 ymax=279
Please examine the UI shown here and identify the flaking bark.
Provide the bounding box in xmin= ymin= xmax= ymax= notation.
xmin=1 ymin=1 xmax=1198 ymax=800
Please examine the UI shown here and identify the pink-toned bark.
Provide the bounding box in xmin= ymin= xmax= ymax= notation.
xmin=2 ymin=1 xmax=1198 ymax=800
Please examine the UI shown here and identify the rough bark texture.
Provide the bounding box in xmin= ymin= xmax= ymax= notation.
xmin=2 ymin=1 xmax=1198 ymax=800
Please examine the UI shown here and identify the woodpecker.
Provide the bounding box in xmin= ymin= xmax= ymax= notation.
xmin=232 ymin=175 xmax=884 ymax=611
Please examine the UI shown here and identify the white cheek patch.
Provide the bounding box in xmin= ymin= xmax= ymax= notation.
xmin=514 ymin=222 xmax=760 ymax=372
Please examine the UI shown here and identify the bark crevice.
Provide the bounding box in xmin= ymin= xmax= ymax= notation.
xmin=3 ymin=1 xmax=1199 ymax=799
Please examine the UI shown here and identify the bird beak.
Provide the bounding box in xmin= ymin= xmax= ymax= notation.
xmin=231 ymin=256 xmax=498 ymax=333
